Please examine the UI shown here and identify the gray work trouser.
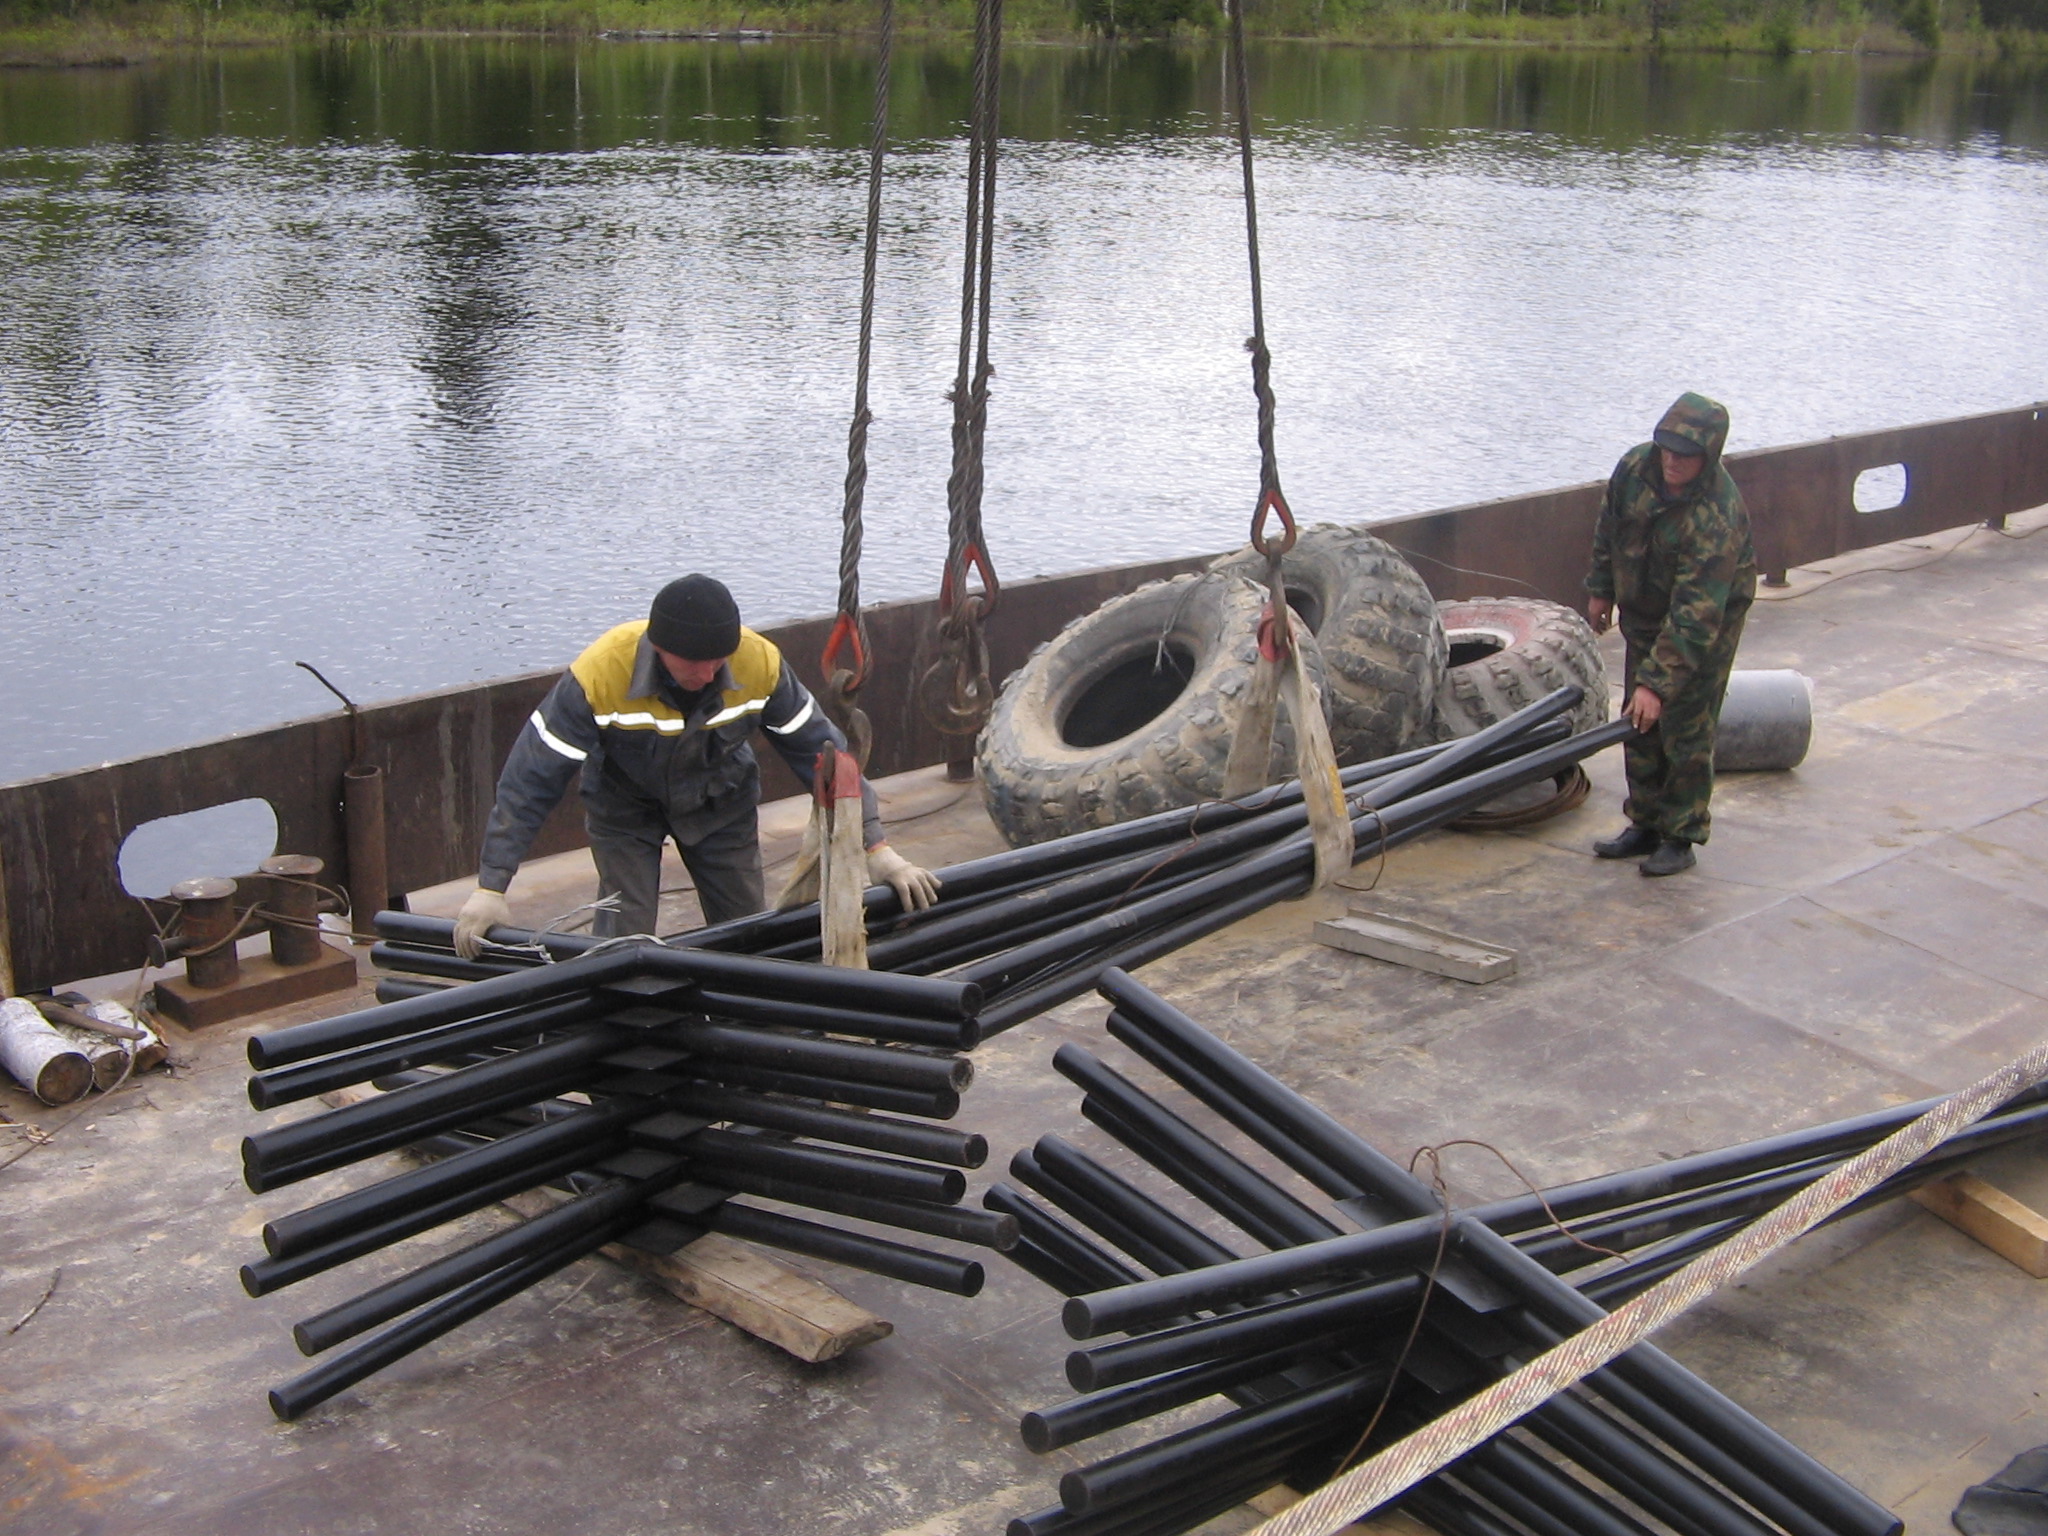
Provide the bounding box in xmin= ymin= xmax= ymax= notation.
xmin=584 ymin=796 xmax=766 ymax=938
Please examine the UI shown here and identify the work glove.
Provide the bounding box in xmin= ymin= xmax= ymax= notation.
xmin=866 ymin=844 xmax=941 ymax=913
xmin=453 ymin=888 xmax=512 ymax=959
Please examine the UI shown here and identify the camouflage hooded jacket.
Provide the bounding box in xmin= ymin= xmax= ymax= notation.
xmin=1585 ymin=392 xmax=1757 ymax=701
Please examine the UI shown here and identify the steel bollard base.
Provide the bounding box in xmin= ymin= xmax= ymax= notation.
xmin=156 ymin=944 xmax=358 ymax=1029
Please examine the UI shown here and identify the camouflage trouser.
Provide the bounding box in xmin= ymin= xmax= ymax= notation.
xmin=1620 ymin=597 xmax=1750 ymax=845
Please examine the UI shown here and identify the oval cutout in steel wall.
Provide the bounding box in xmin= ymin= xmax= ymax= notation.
xmin=117 ymin=799 xmax=279 ymax=899
xmin=1853 ymin=462 xmax=1909 ymax=513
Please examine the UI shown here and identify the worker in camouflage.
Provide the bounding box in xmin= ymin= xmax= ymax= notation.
xmin=1584 ymin=392 xmax=1757 ymax=877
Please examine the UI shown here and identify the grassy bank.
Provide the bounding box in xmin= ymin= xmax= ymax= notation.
xmin=4 ymin=0 xmax=2045 ymax=66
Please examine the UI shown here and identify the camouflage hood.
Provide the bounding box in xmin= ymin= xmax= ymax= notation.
xmin=1650 ymin=391 xmax=1730 ymax=500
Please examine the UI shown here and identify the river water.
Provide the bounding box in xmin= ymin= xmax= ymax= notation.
xmin=2 ymin=41 xmax=2045 ymax=781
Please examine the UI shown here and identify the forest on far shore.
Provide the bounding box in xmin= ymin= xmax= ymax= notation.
xmin=4 ymin=0 xmax=2045 ymax=69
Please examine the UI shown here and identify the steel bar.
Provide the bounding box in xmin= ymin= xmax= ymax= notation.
xmin=984 ymin=1185 xmax=1144 ymax=1294
xmin=662 ymin=1081 xmax=987 ymax=1167
xmin=248 ymin=993 xmax=603 ymax=1109
xmin=1080 ymin=1095 xmax=1311 ymax=1253
xmin=243 ymin=1060 xmax=607 ymax=1193
xmin=240 ymin=1139 xmax=613 ymax=1296
xmin=252 ymin=941 xmax=981 ymax=1068
xmin=654 ymin=1018 xmax=971 ymax=1094
xmin=1452 ymin=1219 xmax=1899 ymax=1536
xmin=685 ymin=1168 xmax=1014 ymax=1249
xmin=263 ymin=1098 xmax=645 ymax=1259
xmin=685 ymin=1126 xmax=967 ymax=1205
xmin=1061 ymin=1361 xmax=1395 ymax=1516
xmin=1030 ymin=1136 xmax=1242 ymax=1271
xmin=1508 ymin=1311 xmax=1847 ymax=1536
xmin=1010 ymin=1147 xmax=1198 ymax=1279
xmin=268 ymin=1210 xmax=638 ymax=1420
xmin=243 ymin=1028 xmax=630 ymax=1175
xmin=369 ymin=942 xmax=509 ymax=983
xmin=1023 ymin=1335 xmax=1352 ymax=1453
xmin=1525 ymin=1390 xmax=1778 ymax=1536
xmin=1065 ymin=1274 xmax=1425 ymax=1393
xmin=293 ymin=1159 xmax=684 ymax=1355
xmin=1058 ymin=1044 xmax=1340 ymax=1246
xmin=709 ymin=1202 xmax=984 ymax=1294
xmin=690 ymin=989 xmax=974 ymax=1049
xmin=679 ymin=1059 xmax=960 ymax=1119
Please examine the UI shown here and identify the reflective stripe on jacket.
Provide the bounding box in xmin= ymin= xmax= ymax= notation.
xmin=478 ymin=621 xmax=881 ymax=892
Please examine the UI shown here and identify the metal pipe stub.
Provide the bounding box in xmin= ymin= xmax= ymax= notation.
xmin=260 ymin=855 xmax=327 ymax=967
xmin=169 ymin=876 xmax=242 ymax=990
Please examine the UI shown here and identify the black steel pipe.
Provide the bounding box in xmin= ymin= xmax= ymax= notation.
xmin=251 ymin=941 xmax=980 ymax=1069
xmin=1057 ymin=1044 xmax=1340 ymax=1247
xmin=693 ymin=1168 xmax=1016 ymax=1249
xmin=691 ymin=988 xmax=975 ymax=1050
xmin=1079 ymin=1096 xmax=1310 ymax=1253
xmin=293 ymin=1160 xmax=683 ymax=1355
xmin=1526 ymin=1389 xmax=1779 ymax=1536
xmin=249 ymin=993 xmax=603 ymax=1110
xmin=376 ymin=976 xmax=455 ymax=1002
xmin=370 ymin=942 xmax=511 ymax=982
xmin=243 ymin=1059 xmax=607 ymax=1193
xmin=1103 ymin=1011 xmax=1357 ymax=1198
xmin=1010 ymin=1148 xmax=1192 ymax=1279
xmin=1023 ymin=1334 xmax=1347 ymax=1453
xmin=656 ymin=1018 xmax=971 ymax=1094
xmin=1065 ymin=1273 xmax=1425 ymax=1393
xmin=1060 ymin=1360 xmax=1394 ymax=1516
xmin=984 ymin=1185 xmax=1144 ymax=1295
xmin=1065 ymin=1060 xmax=2048 ymax=1335
xmin=1453 ymin=1219 xmax=1900 ymax=1536
xmin=263 ymin=1097 xmax=645 ymax=1259
xmin=664 ymin=1081 xmax=987 ymax=1168
xmin=1032 ymin=1136 xmax=1242 ymax=1271
xmin=687 ymin=1127 xmax=967 ymax=1206
xmin=243 ymin=1028 xmax=629 ymax=1174
xmin=710 ymin=1202 xmax=984 ymax=1295
xmin=268 ymin=1210 xmax=637 ymax=1420
xmin=1459 ymin=1434 xmax=1658 ymax=1536
xmin=680 ymin=1060 xmax=960 ymax=1120
xmin=240 ymin=1139 xmax=611 ymax=1296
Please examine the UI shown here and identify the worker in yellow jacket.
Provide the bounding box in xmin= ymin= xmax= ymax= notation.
xmin=453 ymin=575 xmax=938 ymax=956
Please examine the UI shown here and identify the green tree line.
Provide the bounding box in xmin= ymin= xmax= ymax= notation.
xmin=2 ymin=0 xmax=2044 ymax=65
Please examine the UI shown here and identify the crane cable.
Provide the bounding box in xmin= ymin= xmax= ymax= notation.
xmin=818 ymin=0 xmax=897 ymax=774
xmin=919 ymin=0 xmax=1006 ymax=765
xmin=1213 ymin=0 xmax=1349 ymax=888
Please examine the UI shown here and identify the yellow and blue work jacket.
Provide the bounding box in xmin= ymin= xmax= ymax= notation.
xmin=478 ymin=621 xmax=878 ymax=892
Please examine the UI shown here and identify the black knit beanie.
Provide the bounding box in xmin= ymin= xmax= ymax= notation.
xmin=647 ymin=575 xmax=742 ymax=661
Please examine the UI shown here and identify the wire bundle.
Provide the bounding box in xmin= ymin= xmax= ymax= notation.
xmin=240 ymin=947 xmax=996 ymax=1419
xmin=991 ymin=970 xmax=2048 ymax=1536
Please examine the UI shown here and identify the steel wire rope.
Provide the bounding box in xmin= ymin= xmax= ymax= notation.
xmin=819 ymin=0 xmax=898 ymax=769
xmin=920 ymin=0 xmax=1005 ymax=748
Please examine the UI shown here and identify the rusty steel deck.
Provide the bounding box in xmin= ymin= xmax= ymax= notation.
xmin=4 ymin=499 xmax=2048 ymax=1536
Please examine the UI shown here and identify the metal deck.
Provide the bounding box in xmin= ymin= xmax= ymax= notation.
xmin=6 ymin=509 xmax=2048 ymax=1536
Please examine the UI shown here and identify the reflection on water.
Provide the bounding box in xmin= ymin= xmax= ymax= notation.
xmin=2 ymin=42 xmax=2045 ymax=779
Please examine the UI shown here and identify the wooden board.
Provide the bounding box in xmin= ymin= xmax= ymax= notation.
xmin=1910 ymin=1172 xmax=2048 ymax=1278
xmin=1315 ymin=910 xmax=1517 ymax=985
xmin=317 ymin=1086 xmax=892 ymax=1359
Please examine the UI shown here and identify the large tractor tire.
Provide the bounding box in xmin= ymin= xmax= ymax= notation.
xmin=1433 ymin=596 xmax=1608 ymax=739
xmin=976 ymin=572 xmax=1332 ymax=847
xmin=1211 ymin=524 xmax=1444 ymax=763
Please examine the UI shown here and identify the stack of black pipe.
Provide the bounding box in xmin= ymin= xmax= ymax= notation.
xmin=240 ymin=947 xmax=1000 ymax=1419
xmin=372 ymin=687 xmax=1631 ymax=1036
xmin=993 ymin=969 xmax=2048 ymax=1536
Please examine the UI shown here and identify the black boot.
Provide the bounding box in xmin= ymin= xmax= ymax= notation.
xmin=1594 ymin=825 xmax=1659 ymax=860
xmin=1641 ymin=838 xmax=1697 ymax=877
